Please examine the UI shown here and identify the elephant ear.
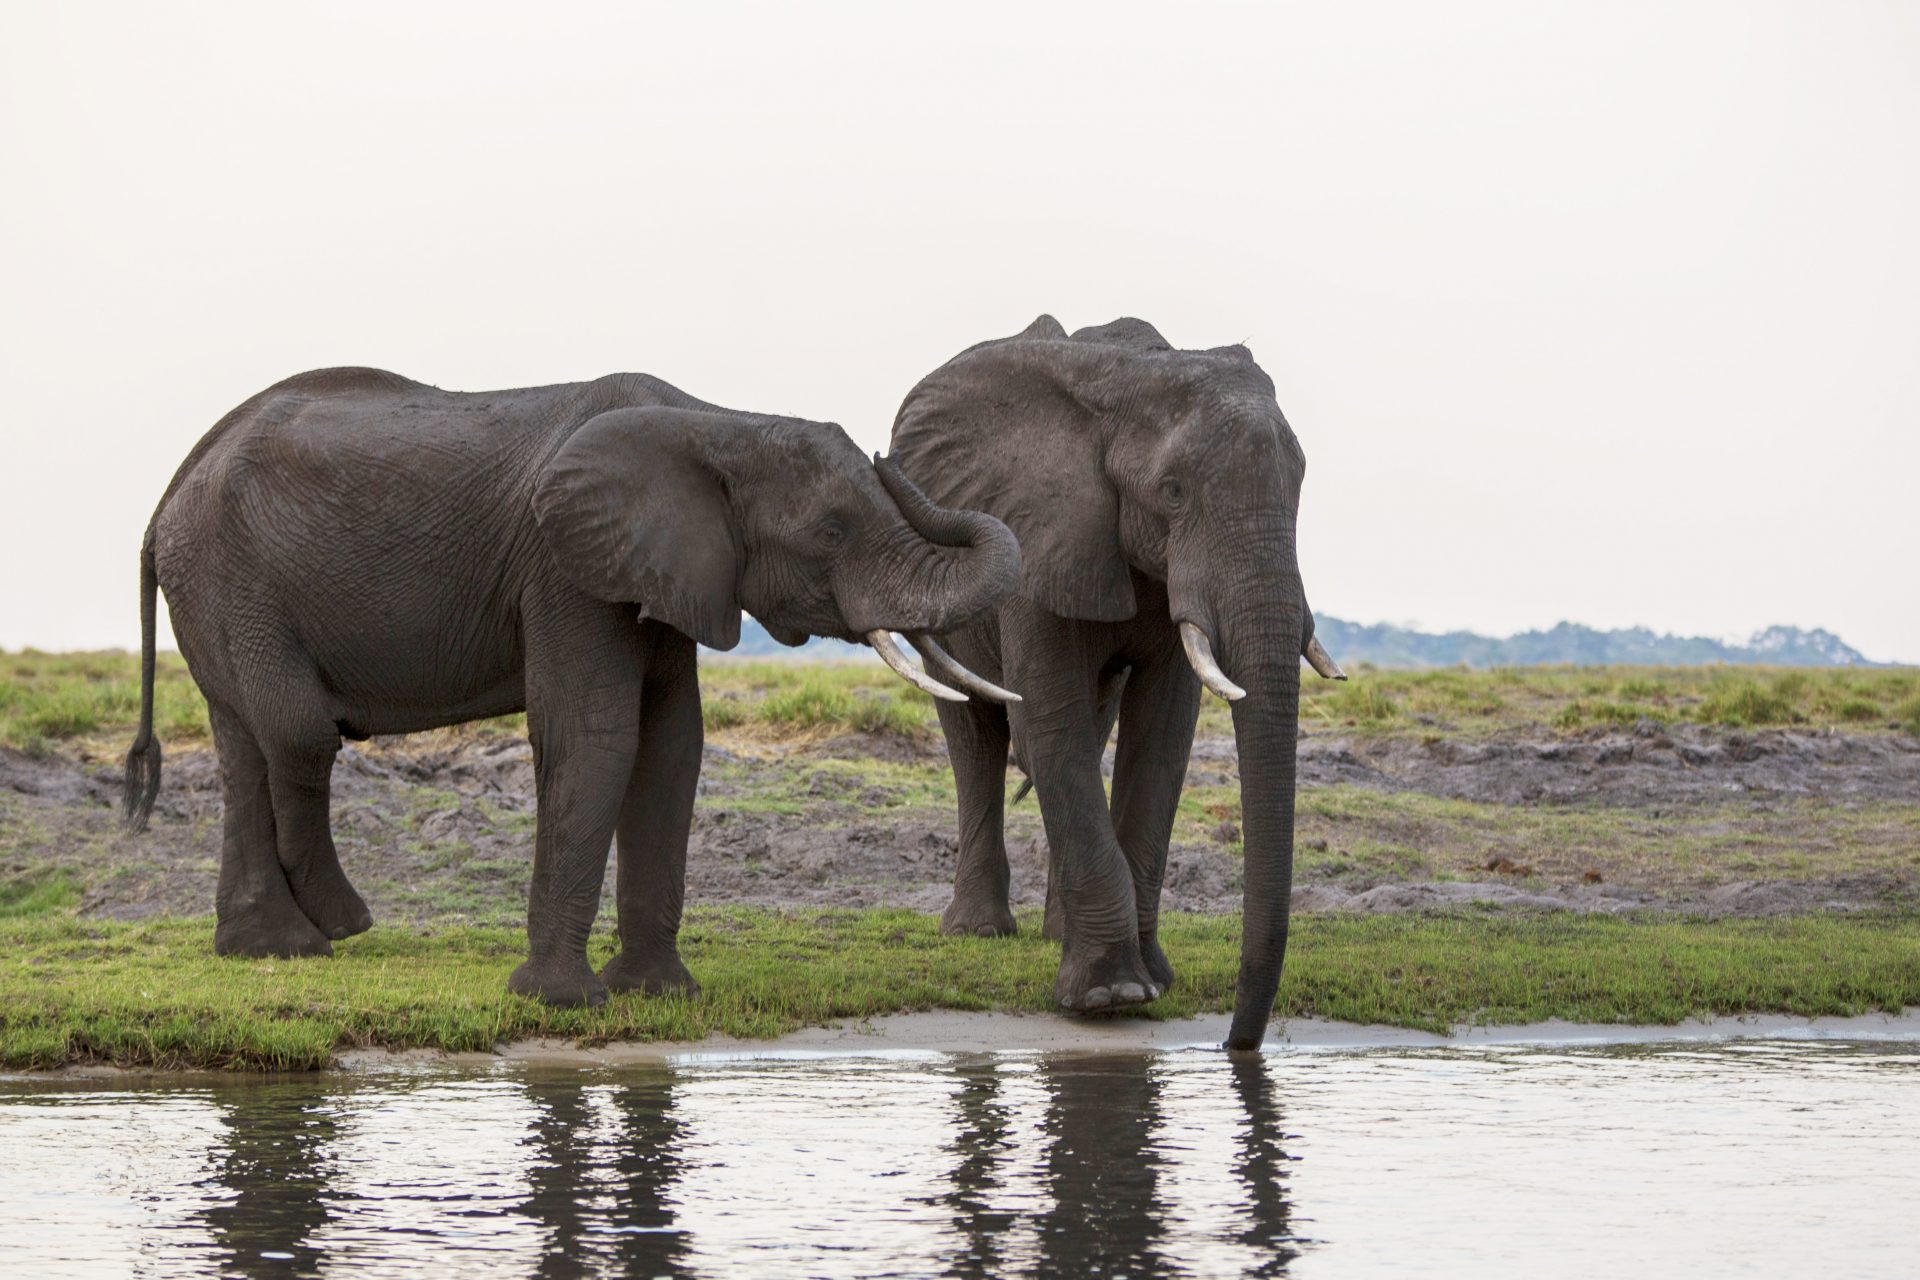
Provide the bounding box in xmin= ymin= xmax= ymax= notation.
xmin=892 ymin=321 xmax=1135 ymax=622
xmin=533 ymin=407 xmax=742 ymax=650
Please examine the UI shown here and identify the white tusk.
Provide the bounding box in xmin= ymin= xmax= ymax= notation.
xmin=1303 ymin=635 xmax=1348 ymax=681
xmin=913 ymin=635 xmax=1022 ymax=703
xmin=1178 ymin=621 xmax=1246 ymax=702
xmin=867 ymin=630 xmax=968 ymax=701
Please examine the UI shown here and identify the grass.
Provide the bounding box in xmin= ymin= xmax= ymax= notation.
xmin=1267 ymin=663 xmax=1920 ymax=738
xmin=5 ymin=652 xmax=1917 ymax=758
xmin=1 ymin=908 xmax=1913 ymax=1071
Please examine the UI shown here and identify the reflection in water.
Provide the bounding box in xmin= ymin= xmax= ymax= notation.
xmin=199 ymin=1089 xmax=340 ymax=1277
xmin=2 ymin=1041 xmax=1916 ymax=1277
xmin=1038 ymin=1053 xmax=1169 ymax=1276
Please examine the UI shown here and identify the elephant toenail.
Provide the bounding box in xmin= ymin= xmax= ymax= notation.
xmin=1115 ymin=982 xmax=1146 ymax=1005
xmin=1082 ymin=986 xmax=1112 ymax=1010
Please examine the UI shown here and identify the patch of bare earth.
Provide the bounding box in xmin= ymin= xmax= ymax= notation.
xmin=2 ymin=718 xmax=1915 ymax=926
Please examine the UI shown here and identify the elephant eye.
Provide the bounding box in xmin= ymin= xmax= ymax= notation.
xmin=1159 ymin=476 xmax=1187 ymax=509
xmin=817 ymin=519 xmax=847 ymax=549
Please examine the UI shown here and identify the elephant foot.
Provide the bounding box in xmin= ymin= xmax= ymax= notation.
xmin=509 ymin=955 xmax=608 ymax=1007
xmin=288 ymin=866 xmax=374 ymax=942
xmin=1140 ymin=933 xmax=1176 ymax=992
xmin=214 ymin=902 xmax=334 ymax=959
xmin=940 ymin=893 xmax=1018 ymax=939
xmin=1054 ymin=939 xmax=1161 ymax=1014
xmin=600 ymin=948 xmax=701 ymax=998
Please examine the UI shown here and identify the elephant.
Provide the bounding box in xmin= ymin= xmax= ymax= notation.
xmin=123 ymin=366 xmax=1020 ymax=1005
xmin=889 ymin=316 xmax=1345 ymax=1050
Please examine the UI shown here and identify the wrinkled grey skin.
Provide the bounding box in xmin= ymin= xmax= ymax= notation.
xmin=124 ymin=368 xmax=1019 ymax=1006
xmin=891 ymin=316 xmax=1326 ymax=1050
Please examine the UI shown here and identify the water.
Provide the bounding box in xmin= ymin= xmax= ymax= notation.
xmin=3 ymin=1041 xmax=1917 ymax=1277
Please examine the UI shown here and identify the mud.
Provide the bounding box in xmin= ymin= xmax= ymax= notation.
xmin=1284 ymin=720 xmax=1920 ymax=806
xmin=3 ymin=718 xmax=1916 ymax=927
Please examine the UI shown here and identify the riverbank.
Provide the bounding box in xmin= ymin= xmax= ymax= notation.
xmin=4 ymin=909 xmax=1916 ymax=1071
xmin=4 ymin=654 xmax=1917 ymax=1071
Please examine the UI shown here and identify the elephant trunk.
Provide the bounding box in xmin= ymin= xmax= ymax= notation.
xmin=1196 ymin=578 xmax=1305 ymax=1052
xmin=850 ymin=455 xmax=1021 ymax=636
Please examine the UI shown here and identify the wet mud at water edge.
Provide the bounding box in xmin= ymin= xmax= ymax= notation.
xmin=3 ymin=718 xmax=1916 ymax=925
xmin=2 ymin=1040 xmax=1917 ymax=1278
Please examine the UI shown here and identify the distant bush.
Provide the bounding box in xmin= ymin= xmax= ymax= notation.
xmin=1895 ymin=695 xmax=1920 ymax=735
xmin=758 ymin=680 xmax=927 ymax=738
xmin=702 ymin=696 xmax=751 ymax=731
xmin=1552 ymin=700 xmax=1656 ymax=730
xmin=1321 ymin=683 xmax=1399 ymax=724
xmin=1694 ymin=677 xmax=1801 ymax=727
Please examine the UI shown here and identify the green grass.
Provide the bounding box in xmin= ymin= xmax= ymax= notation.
xmin=1 ymin=908 xmax=1914 ymax=1070
xmin=1266 ymin=662 xmax=1920 ymax=738
xmin=7 ymin=651 xmax=1915 ymax=756
xmin=0 ymin=650 xmax=211 ymax=754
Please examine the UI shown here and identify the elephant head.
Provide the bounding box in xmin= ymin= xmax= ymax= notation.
xmin=893 ymin=315 xmax=1345 ymax=1048
xmin=533 ymin=405 xmax=1020 ymax=698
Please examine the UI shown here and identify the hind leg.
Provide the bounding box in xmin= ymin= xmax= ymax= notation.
xmin=263 ymin=723 xmax=373 ymax=942
xmin=209 ymin=705 xmax=332 ymax=958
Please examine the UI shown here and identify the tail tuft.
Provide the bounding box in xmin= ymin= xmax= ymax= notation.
xmin=122 ymin=738 xmax=162 ymax=833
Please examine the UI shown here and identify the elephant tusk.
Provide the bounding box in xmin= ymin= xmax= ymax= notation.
xmin=1303 ymin=635 xmax=1348 ymax=681
xmin=911 ymin=634 xmax=1022 ymax=703
xmin=1178 ymin=621 xmax=1246 ymax=702
xmin=867 ymin=630 xmax=968 ymax=701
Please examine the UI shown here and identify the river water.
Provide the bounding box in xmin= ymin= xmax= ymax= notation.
xmin=2 ymin=1039 xmax=1916 ymax=1277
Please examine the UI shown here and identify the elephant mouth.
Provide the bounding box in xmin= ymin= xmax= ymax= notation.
xmin=760 ymin=620 xmax=812 ymax=648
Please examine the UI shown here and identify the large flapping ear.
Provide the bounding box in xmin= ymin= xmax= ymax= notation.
xmin=533 ymin=406 xmax=743 ymax=650
xmin=890 ymin=317 xmax=1136 ymax=622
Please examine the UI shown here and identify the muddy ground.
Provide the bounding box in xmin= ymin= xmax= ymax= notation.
xmin=3 ymin=719 xmax=1917 ymax=926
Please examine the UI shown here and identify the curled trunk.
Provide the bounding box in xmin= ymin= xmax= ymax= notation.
xmin=841 ymin=457 xmax=1021 ymax=635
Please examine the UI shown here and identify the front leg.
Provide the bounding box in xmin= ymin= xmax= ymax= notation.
xmin=1003 ymin=607 xmax=1157 ymax=1012
xmin=1108 ymin=642 xmax=1200 ymax=992
xmin=601 ymin=623 xmax=703 ymax=997
xmin=510 ymin=595 xmax=644 ymax=1007
xmin=937 ymin=694 xmax=1016 ymax=938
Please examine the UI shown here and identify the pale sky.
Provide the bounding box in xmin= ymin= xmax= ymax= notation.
xmin=3 ymin=1 xmax=1916 ymax=661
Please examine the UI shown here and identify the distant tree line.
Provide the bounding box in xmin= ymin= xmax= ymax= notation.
xmin=718 ymin=618 xmax=1879 ymax=667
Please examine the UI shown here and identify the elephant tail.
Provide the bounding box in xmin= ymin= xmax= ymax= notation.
xmin=122 ymin=530 xmax=163 ymax=833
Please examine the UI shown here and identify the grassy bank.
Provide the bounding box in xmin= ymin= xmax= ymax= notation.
xmin=4 ymin=650 xmax=1917 ymax=757
xmin=2 ymin=908 xmax=1914 ymax=1071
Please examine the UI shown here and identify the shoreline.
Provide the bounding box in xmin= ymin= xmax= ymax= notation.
xmin=23 ymin=1007 xmax=1918 ymax=1081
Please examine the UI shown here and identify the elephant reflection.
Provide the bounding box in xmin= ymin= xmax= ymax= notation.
xmin=938 ymin=1053 xmax=1299 ymax=1276
xmin=196 ymin=1084 xmax=343 ymax=1277
xmin=520 ymin=1074 xmax=692 ymax=1280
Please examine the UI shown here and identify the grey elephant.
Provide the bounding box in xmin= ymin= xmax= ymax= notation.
xmin=123 ymin=367 xmax=1019 ymax=1005
xmin=890 ymin=316 xmax=1345 ymax=1049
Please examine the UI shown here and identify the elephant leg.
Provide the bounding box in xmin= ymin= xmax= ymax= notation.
xmin=209 ymin=705 xmax=332 ymax=959
xmin=1108 ymin=647 xmax=1199 ymax=993
xmin=600 ymin=625 xmax=702 ymax=998
xmin=1042 ymin=665 xmax=1128 ymax=943
xmin=1006 ymin=627 xmax=1157 ymax=1012
xmin=263 ymin=723 xmax=373 ymax=943
xmin=510 ymin=604 xmax=643 ymax=1007
xmin=937 ymin=696 xmax=1016 ymax=938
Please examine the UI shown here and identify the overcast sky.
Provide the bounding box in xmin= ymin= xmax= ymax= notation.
xmin=3 ymin=1 xmax=1916 ymax=661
